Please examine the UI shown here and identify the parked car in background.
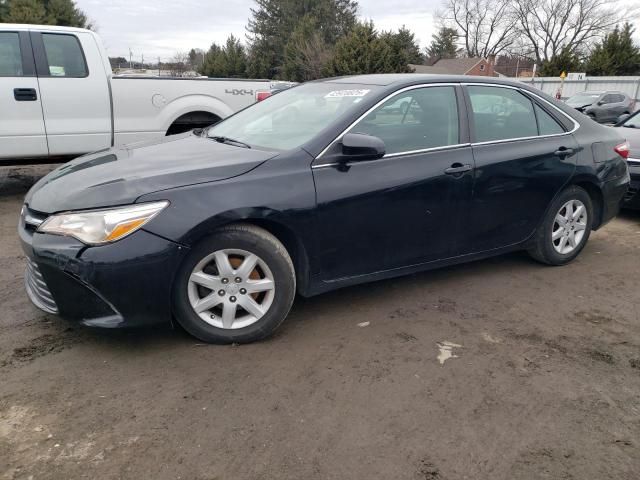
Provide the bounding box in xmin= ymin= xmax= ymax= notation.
xmin=565 ymin=91 xmax=635 ymax=124
xmin=0 ymin=24 xmax=285 ymax=162
xmin=20 ymin=75 xmax=630 ymax=344
xmin=612 ymin=110 xmax=640 ymax=209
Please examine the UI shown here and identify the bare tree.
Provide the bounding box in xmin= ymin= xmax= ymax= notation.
xmin=441 ymin=0 xmax=519 ymax=57
xmin=168 ymin=52 xmax=189 ymax=77
xmin=514 ymin=0 xmax=632 ymax=64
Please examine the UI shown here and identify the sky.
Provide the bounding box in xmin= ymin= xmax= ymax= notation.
xmin=75 ymin=0 xmax=440 ymax=61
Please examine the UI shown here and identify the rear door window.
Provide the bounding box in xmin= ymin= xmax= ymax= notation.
xmin=0 ymin=32 xmax=23 ymax=76
xmin=41 ymin=33 xmax=87 ymax=77
xmin=350 ymin=86 xmax=459 ymax=154
xmin=468 ymin=86 xmax=538 ymax=142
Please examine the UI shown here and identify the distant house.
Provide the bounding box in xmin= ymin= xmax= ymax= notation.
xmin=409 ymin=57 xmax=499 ymax=77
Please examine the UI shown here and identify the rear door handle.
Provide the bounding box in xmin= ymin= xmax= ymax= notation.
xmin=14 ymin=88 xmax=37 ymax=101
xmin=444 ymin=163 xmax=473 ymax=175
xmin=554 ymin=147 xmax=575 ymax=157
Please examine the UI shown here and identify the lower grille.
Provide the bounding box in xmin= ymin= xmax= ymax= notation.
xmin=25 ymin=258 xmax=58 ymax=314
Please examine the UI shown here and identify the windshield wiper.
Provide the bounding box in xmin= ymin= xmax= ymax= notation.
xmin=622 ymin=124 xmax=637 ymax=129
xmin=210 ymin=136 xmax=251 ymax=149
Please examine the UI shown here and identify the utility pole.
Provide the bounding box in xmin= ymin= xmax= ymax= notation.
xmin=129 ymin=48 xmax=133 ymax=70
xmin=158 ymin=56 xmax=161 ymax=77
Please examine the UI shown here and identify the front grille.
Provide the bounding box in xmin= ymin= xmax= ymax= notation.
xmin=20 ymin=205 xmax=47 ymax=233
xmin=24 ymin=258 xmax=58 ymax=314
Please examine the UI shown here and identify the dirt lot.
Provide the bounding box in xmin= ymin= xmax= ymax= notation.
xmin=1 ymin=164 xmax=639 ymax=480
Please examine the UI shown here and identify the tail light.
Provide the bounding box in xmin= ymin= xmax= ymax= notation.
xmin=614 ymin=141 xmax=630 ymax=159
xmin=255 ymin=91 xmax=271 ymax=102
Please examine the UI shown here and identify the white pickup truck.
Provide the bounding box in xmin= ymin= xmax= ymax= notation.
xmin=0 ymin=24 xmax=283 ymax=162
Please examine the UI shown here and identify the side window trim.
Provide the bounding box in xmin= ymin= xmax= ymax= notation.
xmin=463 ymin=83 xmax=579 ymax=145
xmin=29 ymin=31 xmax=89 ymax=78
xmin=314 ymin=83 xmax=471 ymax=165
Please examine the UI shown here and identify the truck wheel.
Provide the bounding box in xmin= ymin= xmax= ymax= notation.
xmin=528 ymin=186 xmax=593 ymax=266
xmin=172 ymin=224 xmax=296 ymax=344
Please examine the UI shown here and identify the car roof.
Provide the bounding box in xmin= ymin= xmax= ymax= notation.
xmin=0 ymin=23 xmax=91 ymax=34
xmin=321 ymin=73 xmax=525 ymax=88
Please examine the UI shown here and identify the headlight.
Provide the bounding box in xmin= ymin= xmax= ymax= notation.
xmin=38 ymin=201 xmax=169 ymax=245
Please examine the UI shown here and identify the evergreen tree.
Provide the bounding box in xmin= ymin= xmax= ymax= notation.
xmin=380 ymin=26 xmax=423 ymax=69
xmin=425 ymin=27 xmax=458 ymax=60
xmin=4 ymin=0 xmax=46 ymax=23
xmin=44 ymin=0 xmax=89 ymax=28
xmin=585 ymin=23 xmax=640 ymax=76
xmin=539 ymin=47 xmax=583 ymax=76
xmin=282 ymin=14 xmax=332 ymax=81
xmin=246 ymin=0 xmax=358 ymax=78
xmin=202 ymin=35 xmax=247 ymax=78
xmin=2 ymin=0 xmax=89 ymax=28
xmin=324 ymin=21 xmax=397 ymax=76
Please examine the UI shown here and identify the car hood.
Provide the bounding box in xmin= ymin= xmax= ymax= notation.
xmin=25 ymin=132 xmax=278 ymax=213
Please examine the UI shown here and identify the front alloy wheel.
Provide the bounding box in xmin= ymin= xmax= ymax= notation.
xmin=173 ymin=224 xmax=296 ymax=344
xmin=188 ymin=249 xmax=275 ymax=329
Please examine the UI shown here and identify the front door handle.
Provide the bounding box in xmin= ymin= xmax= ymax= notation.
xmin=554 ymin=147 xmax=575 ymax=158
xmin=14 ymin=88 xmax=37 ymax=101
xmin=444 ymin=163 xmax=473 ymax=175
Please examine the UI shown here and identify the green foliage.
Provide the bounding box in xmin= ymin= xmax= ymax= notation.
xmin=380 ymin=26 xmax=424 ymax=68
xmin=1 ymin=0 xmax=89 ymax=27
xmin=538 ymin=47 xmax=583 ymax=76
xmin=3 ymin=0 xmax=46 ymax=23
xmin=324 ymin=21 xmax=401 ymax=76
xmin=426 ymin=27 xmax=458 ymax=60
xmin=246 ymin=0 xmax=358 ymax=78
xmin=282 ymin=14 xmax=332 ymax=82
xmin=201 ymin=35 xmax=248 ymax=78
xmin=585 ymin=23 xmax=640 ymax=76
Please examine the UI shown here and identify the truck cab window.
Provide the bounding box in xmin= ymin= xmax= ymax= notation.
xmin=0 ymin=32 xmax=23 ymax=76
xmin=42 ymin=33 xmax=87 ymax=77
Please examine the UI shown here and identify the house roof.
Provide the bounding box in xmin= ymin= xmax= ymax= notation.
xmin=410 ymin=57 xmax=485 ymax=75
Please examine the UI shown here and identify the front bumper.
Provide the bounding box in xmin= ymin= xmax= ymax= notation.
xmin=19 ymin=207 xmax=189 ymax=328
xmin=623 ymin=159 xmax=640 ymax=209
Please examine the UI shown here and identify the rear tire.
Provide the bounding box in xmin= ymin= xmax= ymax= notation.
xmin=172 ymin=224 xmax=296 ymax=344
xmin=528 ymin=186 xmax=593 ymax=266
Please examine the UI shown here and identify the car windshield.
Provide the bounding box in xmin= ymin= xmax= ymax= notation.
xmin=566 ymin=93 xmax=601 ymax=105
xmin=621 ymin=111 xmax=640 ymax=128
xmin=206 ymin=83 xmax=380 ymax=151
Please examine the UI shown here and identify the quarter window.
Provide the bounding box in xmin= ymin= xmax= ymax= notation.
xmin=350 ymin=86 xmax=459 ymax=154
xmin=41 ymin=33 xmax=87 ymax=77
xmin=534 ymin=104 xmax=565 ymax=135
xmin=468 ymin=86 xmax=538 ymax=142
xmin=0 ymin=32 xmax=23 ymax=76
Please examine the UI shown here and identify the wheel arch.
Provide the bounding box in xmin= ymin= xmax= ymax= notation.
xmin=570 ymin=178 xmax=604 ymax=230
xmin=184 ymin=214 xmax=312 ymax=296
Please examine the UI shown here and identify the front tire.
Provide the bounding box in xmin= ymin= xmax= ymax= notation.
xmin=528 ymin=186 xmax=593 ymax=265
xmin=172 ymin=224 xmax=296 ymax=344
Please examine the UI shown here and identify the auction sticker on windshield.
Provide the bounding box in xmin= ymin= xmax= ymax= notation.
xmin=325 ymin=89 xmax=371 ymax=98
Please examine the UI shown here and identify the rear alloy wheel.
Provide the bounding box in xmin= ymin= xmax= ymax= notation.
xmin=528 ymin=186 xmax=593 ymax=265
xmin=173 ymin=224 xmax=295 ymax=343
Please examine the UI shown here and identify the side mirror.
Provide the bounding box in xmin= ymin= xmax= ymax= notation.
xmin=597 ymin=100 xmax=604 ymax=106
xmin=340 ymin=133 xmax=385 ymax=161
xmin=616 ymin=113 xmax=630 ymax=125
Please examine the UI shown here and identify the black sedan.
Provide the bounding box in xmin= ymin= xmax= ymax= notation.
xmin=20 ymin=75 xmax=630 ymax=343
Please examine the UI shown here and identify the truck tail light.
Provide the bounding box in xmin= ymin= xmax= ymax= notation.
xmin=256 ymin=91 xmax=271 ymax=102
xmin=614 ymin=141 xmax=630 ymax=159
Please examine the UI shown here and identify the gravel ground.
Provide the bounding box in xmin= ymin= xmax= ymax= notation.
xmin=1 ymin=164 xmax=640 ymax=480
